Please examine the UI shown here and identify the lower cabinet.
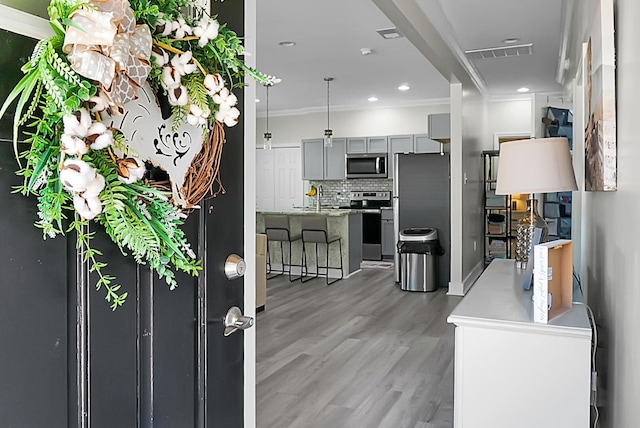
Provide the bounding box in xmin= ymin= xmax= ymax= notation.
xmin=381 ymin=209 xmax=395 ymax=258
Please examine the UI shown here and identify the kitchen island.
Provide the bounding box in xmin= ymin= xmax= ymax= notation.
xmin=256 ymin=209 xmax=363 ymax=277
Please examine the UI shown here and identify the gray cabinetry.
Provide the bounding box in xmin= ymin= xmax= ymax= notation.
xmin=367 ymin=136 xmax=388 ymax=153
xmin=347 ymin=136 xmax=388 ymax=154
xmin=428 ymin=113 xmax=451 ymax=142
xmin=381 ymin=208 xmax=395 ymax=258
xmin=387 ymin=134 xmax=415 ymax=178
xmin=414 ymin=134 xmax=441 ymax=153
xmin=302 ymin=138 xmax=345 ymax=180
xmin=346 ymin=137 xmax=366 ymax=154
xmin=302 ymin=139 xmax=325 ymax=180
xmin=325 ymin=138 xmax=346 ymax=180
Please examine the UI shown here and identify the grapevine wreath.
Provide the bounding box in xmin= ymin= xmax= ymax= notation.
xmin=0 ymin=0 xmax=278 ymax=309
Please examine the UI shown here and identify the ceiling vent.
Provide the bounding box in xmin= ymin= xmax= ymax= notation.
xmin=376 ymin=27 xmax=404 ymax=40
xmin=465 ymin=43 xmax=533 ymax=60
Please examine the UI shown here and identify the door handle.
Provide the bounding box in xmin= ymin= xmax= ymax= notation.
xmin=223 ymin=306 xmax=254 ymax=336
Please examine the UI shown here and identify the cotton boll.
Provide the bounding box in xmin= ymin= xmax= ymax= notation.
xmin=173 ymin=17 xmax=193 ymax=39
xmin=60 ymin=134 xmax=89 ymax=155
xmin=60 ymin=159 xmax=94 ymax=192
xmin=117 ymin=157 xmax=146 ymax=184
xmin=87 ymin=93 xmax=109 ymax=112
xmin=73 ymin=194 xmax=102 ymax=220
xmin=63 ymin=110 xmax=89 ymax=138
xmin=83 ymin=173 xmax=105 ymax=197
xmin=151 ymin=46 xmax=169 ymax=67
xmin=204 ymin=73 xmax=225 ymax=96
xmin=161 ymin=66 xmax=181 ymax=89
xmin=167 ymin=85 xmax=188 ymax=106
xmin=194 ymin=18 xmax=219 ymax=47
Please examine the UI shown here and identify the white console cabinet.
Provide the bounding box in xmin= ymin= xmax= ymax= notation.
xmin=447 ymin=259 xmax=591 ymax=428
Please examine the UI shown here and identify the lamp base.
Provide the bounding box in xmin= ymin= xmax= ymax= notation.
xmin=514 ymin=197 xmax=548 ymax=269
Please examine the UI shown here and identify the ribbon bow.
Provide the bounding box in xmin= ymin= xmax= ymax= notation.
xmin=63 ymin=0 xmax=152 ymax=111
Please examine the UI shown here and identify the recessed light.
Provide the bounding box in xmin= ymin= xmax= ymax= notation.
xmin=361 ymin=48 xmax=375 ymax=56
xmin=255 ymin=99 xmax=260 ymax=103
xmin=368 ymin=96 xmax=378 ymax=102
xmin=517 ymin=87 xmax=530 ymax=93
xmin=278 ymin=41 xmax=296 ymax=47
xmin=502 ymin=37 xmax=520 ymax=44
xmin=398 ymin=84 xmax=410 ymax=91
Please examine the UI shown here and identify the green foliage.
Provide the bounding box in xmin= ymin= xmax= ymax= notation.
xmin=0 ymin=0 xmax=277 ymax=310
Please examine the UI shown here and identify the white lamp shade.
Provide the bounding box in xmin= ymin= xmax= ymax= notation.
xmin=495 ymin=137 xmax=578 ymax=195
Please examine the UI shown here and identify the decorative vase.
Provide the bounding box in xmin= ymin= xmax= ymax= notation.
xmin=515 ymin=198 xmax=548 ymax=269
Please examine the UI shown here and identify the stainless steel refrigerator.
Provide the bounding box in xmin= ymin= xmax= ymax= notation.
xmin=393 ymin=153 xmax=451 ymax=287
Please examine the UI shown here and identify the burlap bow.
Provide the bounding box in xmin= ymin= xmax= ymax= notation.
xmin=63 ymin=0 xmax=152 ymax=110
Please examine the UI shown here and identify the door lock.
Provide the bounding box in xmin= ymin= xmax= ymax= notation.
xmin=224 ymin=254 xmax=246 ymax=280
xmin=223 ymin=306 xmax=254 ymax=336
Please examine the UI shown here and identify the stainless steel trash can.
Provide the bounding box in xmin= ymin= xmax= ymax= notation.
xmin=398 ymin=228 xmax=439 ymax=292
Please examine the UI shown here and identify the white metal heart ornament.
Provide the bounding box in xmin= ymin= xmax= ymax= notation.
xmin=103 ymin=84 xmax=205 ymax=208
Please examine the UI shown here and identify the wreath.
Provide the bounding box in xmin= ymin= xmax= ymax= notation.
xmin=0 ymin=0 xmax=278 ymax=309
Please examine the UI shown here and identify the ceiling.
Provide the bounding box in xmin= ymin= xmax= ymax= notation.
xmin=255 ymin=0 xmax=571 ymax=116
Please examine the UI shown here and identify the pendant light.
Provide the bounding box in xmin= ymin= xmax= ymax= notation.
xmin=263 ymin=83 xmax=272 ymax=149
xmin=323 ymin=77 xmax=334 ymax=147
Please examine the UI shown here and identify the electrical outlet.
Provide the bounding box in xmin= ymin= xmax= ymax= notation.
xmin=473 ymin=240 xmax=477 ymax=251
xmin=591 ymin=371 xmax=598 ymax=391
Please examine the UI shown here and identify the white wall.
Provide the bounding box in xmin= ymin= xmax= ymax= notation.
xmin=487 ymin=99 xmax=532 ymax=147
xmin=256 ymin=104 xmax=450 ymax=146
xmin=570 ymin=0 xmax=640 ymax=426
xmin=460 ymin=97 xmax=488 ymax=291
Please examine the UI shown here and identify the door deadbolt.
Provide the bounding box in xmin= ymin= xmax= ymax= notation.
xmin=223 ymin=306 xmax=254 ymax=336
xmin=224 ymin=254 xmax=246 ymax=280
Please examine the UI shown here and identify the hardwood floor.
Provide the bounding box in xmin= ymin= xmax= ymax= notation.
xmin=256 ymin=267 xmax=462 ymax=428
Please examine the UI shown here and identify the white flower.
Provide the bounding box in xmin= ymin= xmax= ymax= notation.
xmin=212 ymin=87 xmax=238 ymax=107
xmin=60 ymin=134 xmax=89 ymax=156
xmin=187 ymin=104 xmax=210 ymax=126
xmin=155 ymin=17 xmax=176 ymax=36
xmin=167 ymin=85 xmax=189 ymax=106
xmin=86 ymin=122 xmax=113 ymax=150
xmin=161 ymin=66 xmax=181 ymax=89
xmin=215 ymin=103 xmax=240 ymax=127
xmin=170 ymin=51 xmax=198 ymax=76
xmin=204 ymin=73 xmax=225 ymax=96
xmin=82 ymin=173 xmax=105 ymax=197
xmin=59 ymin=159 xmax=95 ymax=192
xmin=194 ymin=17 xmax=219 ymax=47
xmin=173 ymin=17 xmax=193 ymax=39
xmin=87 ymin=92 xmax=110 ymax=113
xmin=117 ymin=157 xmax=146 ymax=184
xmin=151 ymin=46 xmax=169 ymax=67
xmin=73 ymin=194 xmax=102 ymax=220
xmin=63 ymin=108 xmax=92 ymax=137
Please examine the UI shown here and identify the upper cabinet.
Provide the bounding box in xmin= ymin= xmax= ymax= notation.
xmin=302 ymin=139 xmax=324 ymax=180
xmin=428 ymin=113 xmax=451 ymax=143
xmin=387 ymin=135 xmax=414 ymax=179
xmin=347 ymin=136 xmax=388 ymax=154
xmin=302 ymin=138 xmax=346 ymax=180
xmin=414 ymin=134 xmax=442 ymax=154
xmin=324 ymin=138 xmax=346 ymax=180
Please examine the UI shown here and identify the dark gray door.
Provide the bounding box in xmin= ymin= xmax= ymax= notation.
xmin=0 ymin=1 xmax=246 ymax=426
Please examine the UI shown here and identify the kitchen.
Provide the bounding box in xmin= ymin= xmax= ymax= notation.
xmin=256 ymin=117 xmax=451 ymax=288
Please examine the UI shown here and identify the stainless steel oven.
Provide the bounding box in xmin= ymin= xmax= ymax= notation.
xmin=349 ymin=191 xmax=391 ymax=260
xmin=346 ymin=153 xmax=388 ymax=179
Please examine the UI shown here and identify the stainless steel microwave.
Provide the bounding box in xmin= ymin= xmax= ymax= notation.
xmin=345 ymin=153 xmax=388 ymax=179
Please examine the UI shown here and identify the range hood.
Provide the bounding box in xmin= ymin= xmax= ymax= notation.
xmin=428 ymin=113 xmax=451 ymax=144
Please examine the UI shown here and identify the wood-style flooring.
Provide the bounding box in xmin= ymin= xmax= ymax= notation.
xmin=256 ymin=267 xmax=462 ymax=428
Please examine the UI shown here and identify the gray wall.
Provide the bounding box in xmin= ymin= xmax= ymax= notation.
xmin=571 ymin=0 xmax=640 ymax=426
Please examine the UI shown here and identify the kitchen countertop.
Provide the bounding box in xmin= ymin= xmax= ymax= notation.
xmin=257 ymin=208 xmax=364 ymax=216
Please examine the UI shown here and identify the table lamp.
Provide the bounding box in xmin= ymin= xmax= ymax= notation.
xmin=495 ymin=137 xmax=578 ymax=269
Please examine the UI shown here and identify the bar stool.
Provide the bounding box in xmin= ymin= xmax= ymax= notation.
xmin=264 ymin=215 xmax=301 ymax=281
xmin=300 ymin=216 xmax=343 ymax=285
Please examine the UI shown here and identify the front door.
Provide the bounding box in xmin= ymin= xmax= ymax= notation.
xmin=0 ymin=1 xmax=252 ymax=426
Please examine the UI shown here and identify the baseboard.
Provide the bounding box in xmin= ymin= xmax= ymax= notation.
xmin=447 ymin=261 xmax=484 ymax=296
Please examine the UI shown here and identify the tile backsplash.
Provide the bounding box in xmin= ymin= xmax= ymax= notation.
xmin=308 ymin=179 xmax=393 ymax=207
